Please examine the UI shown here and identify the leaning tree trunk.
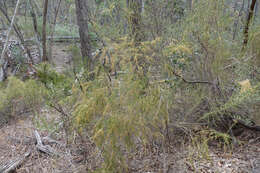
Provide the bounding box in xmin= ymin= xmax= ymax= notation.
xmin=75 ymin=0 xmax=92 ymax=70
xmin=42 ymin=0 xmax=49 ymax=62
xmin=243 ymin=0 xmax=257 ymax=49
xmin=0 ymin=0 xmax=21 ymax=81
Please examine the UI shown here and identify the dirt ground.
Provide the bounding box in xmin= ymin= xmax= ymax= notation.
xmin=0 ymin=113 xmax=259 ymax=173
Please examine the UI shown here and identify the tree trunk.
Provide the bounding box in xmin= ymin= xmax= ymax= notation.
xmin=75 ymin=0 xmax=92 ymax=70
xmin=187 ymin=0 xmax=193 ymax=10
xmin=48 ymin=0 xmax=62 ymax=62
xmin=29 ymin=0 xmax=42 ymax=60
xmin=128 ymin=0 xmax=143 ymax=44
xmin=42 ymin=0 xmax=49 ymax=62
xmin=243 ymin=0 xmax=257 ymax=49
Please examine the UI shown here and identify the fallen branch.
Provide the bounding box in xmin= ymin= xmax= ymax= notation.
xmin=42 ymin=136 xmax=65 ymax=147
xmin=170 ymin=69 xmax=213 ymax=85
xmin=0 ymin=150 xmax=31 ymax=173
xmin=34 ymin=130 xmax=62 ymax=157
xmin=24 ymin=36 xmax=80 ymax=45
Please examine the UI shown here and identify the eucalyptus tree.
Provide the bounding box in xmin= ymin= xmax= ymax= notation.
xmin=75 ymin=0 xmax=93 ymax=70
xmin=42 ymin=0 xmax=49 ymax=61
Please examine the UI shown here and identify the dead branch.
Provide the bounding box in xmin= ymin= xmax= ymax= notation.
xmin=171 ymin=69 xmax=213 ymax=85
xmin=24 ymin=36 xmax=80 ymax=44
xmin=42 ymin=136 xmax=65 ymax=147
xmin=34 ymin=130 xmax=62 ymax=157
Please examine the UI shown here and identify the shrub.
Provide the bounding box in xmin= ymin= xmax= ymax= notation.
xmin=73 ymin=37 xmax=172 ymax=172
xmin=0 ymin=77 xmax=47 ymax=118
xmin=35 ymin=63 xmax=73 ymax=102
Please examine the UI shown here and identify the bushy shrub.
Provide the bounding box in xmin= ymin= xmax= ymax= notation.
xmin=71 ymin=1 xmax=260 ymax=171
xmin=35 ymin=63 xmax=73 ymax=102
xmin=0 ymin=77 xmax=47 ymax=118
xmin=73 ymin=37 xmax=172 ymax=172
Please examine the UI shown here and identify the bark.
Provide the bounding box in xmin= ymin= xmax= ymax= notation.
xmin=243 ymin=0 xmax=257 ymax=48
xmin=42 ymin=0 xmax=49 ymax=62
xmin=75 ymin=0 xmax=92 ymax=70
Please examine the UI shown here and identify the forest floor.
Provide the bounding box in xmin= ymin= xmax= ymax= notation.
xmin=0 ymin=44 xmax=260 ymax=173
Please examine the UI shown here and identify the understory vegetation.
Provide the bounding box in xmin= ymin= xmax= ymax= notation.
xmin=0 ymin=0 xmax=260 ymax=172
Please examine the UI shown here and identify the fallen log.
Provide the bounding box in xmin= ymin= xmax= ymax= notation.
xmin=0 ymin=150 xmax=31 ymax=173
xmin=24 ymin=36 xmax=80 ymax=45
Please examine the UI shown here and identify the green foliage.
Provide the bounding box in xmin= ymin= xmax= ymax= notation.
xmin=67 ymin=44 xmax=83 ymax=71
xmin=36 ymin=63 xmax=72 ymax=99
xmin=54 ymin=24 xmax=79 ymax=37
xmin=250 ymin=25 xmax=260 ymax=67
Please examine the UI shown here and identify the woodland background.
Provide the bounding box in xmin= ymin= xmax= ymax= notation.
xmin=0 ymin=0 xmax=260 ymax=172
